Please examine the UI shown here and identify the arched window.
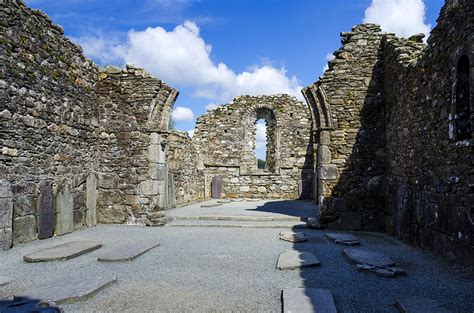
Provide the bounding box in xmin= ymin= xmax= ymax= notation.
xmin=454 ymin=55 xmax=471 ymax=141
xmin=254 ymin=107 xmax=277 ymax=172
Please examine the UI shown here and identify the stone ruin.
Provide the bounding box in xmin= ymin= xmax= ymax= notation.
xmin=0 ymin=0 xmax=472 ymax=264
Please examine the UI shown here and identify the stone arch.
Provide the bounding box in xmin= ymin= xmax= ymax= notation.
xmin=241 ymin=103 xmax=280 ymax=174
xmin=302 ymin=83 xmax=332 ymax=131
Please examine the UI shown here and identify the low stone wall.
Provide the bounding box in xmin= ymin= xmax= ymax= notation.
xmin=1 ymin=1 xmax=99 ymax=247
xmin=97 ymin=66 xmax=178 ymax=224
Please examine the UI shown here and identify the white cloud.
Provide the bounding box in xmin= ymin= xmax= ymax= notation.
xmin=254 ymin=120 xmax=267 ymax=160
xmin=186 ymin=129 xmax=195 ymax=137
xmin=322 ymin=52 xmax=335 ymax=73
xmin=205 ymin=102 xmax=219 ymax=110
xmin=363 ymin=0 xmax=431 ymax=38
xmin=172 ymin=106 xmax=195 ymax=121
xmin=73 ymin=21 xmax=303 ymax=108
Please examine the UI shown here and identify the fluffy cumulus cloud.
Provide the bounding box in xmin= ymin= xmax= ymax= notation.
xmin=363 ymin=0 xmax=431 ymax=38
xmin=254 ymin=121 xmax=267 ymax=160
xmin=172 ymin=106 xmax=195 ymax=121
xmin=73 ymin=21 xmax=303 ymax=112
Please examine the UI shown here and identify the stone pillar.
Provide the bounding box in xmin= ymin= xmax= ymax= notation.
xmin=86 ymin=173 xmax=97 ymax=226
xmin=142 ymin=132 xmax=167 ymax=211
xmin=55 ymin=181 xmax=74 ymax=235
xmin=0 ymin=180 xmax=13 ymax=250
xmin=316 ymin=130 xmax=337 ymax=207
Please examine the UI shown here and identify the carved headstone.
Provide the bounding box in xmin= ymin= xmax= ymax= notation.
xmin=211 ymin=175 xmax=222 ymax=199
xmin=37 ymin=181 xmax=55 ymax=239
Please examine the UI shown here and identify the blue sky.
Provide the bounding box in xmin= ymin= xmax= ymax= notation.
xmin=26 ymin=0 xmax=444 ymax=158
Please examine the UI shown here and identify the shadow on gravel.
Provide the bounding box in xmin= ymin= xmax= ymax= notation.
xmin=248 ymin=200 xmax=316 ymax=220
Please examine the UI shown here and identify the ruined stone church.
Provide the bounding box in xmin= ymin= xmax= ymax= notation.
xmin=0 ymin=0 xmax=472 ymax=265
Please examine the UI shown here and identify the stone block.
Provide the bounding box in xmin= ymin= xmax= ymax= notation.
xmin=282 ymin=288 xmax=337 ymax=313
xmin=319 ymin=164 xmax=339 ymax=180
xmin=12 ymin=215 xmax=36 ymax=245
xmin=279 ymin=231 xmax=308 ymax=242
xmin=24 ymin=241 xmax=102 ymax=262
xmin=0 ymin=228 xmax=13 ymax=250
xmin=98 ymin=172 xmax=119 ymax=189
xmin=277 ymin=250 xmax=321 ymax=270
xmin=86 ymin=173 xmax=97 ymax=226
xmin=140 ymin=180 xmax=164 ymax=196
xmin=18 ymin=275 xmax=116 ymax=305
xmin=318 ymin=145 xmax=331 ymax=164
xmin=98 ymin=242 xmax=160 ymax=262
xmin=55 ymin=183 xmax=74 ymax=235
xmin=147 ymin=144 xmax=165 ymax=163
xmin=148 ymin=163 xmax=166 ymax=180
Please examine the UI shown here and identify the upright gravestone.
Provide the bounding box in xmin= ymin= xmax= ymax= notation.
xmin=86 ymin=173 xmax=97 ymax=227
xmin=55 ymin=182 xmax=73 ymax=235
xmin=0 ymin=179 xmax=13 ymax=250
xmin=211 ymin=175 xmax=222 ymax=199
xmin=37 ymin=181 xmax=55 ymax=239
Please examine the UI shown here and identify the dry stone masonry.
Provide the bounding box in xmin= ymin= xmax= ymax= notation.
xmin=0 ymin=0 xmax=472 ymax=265
xmin=193 ymin=95 xmax=314 ymax=199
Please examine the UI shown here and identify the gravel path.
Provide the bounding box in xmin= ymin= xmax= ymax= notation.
xmin=0 ymin=218 xmax=473 ymax=312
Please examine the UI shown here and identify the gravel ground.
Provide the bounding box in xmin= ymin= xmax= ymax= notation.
xmin=168 ymin=199 xmax=316 ymax=220
xmin=0 ymin=223 xmax=473 ymax=312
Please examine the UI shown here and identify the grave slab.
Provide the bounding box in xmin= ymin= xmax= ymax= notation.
xmin=200 ymin=203 xmax=222 ymax=208
xmin=325 ymin=233 xmax=361 ymax=245
xmin=230 ymin=199 xmax=244 ymax=202
xmin=342 ymin=248 xmax=395 ymax=267
xmin=0 ymin=276 xmax=14 ymax=286
xmin=282 ymin=288 xmax=337 ymax=313
xmin=24 ymin=241 xmax=102 ymax=262
xmin=216 ymin=199 xmax=231 ymax=203
xmin=98 ymin=242 xmax=160 ymax=262
xmin=18 ymin=275 xmax=116 ymax=305
xmin=246 ymin=199 xmax=262 ymax=202
xmin=277 ymin=250 xmax=320 ymax=270
xmin=395 ymin=297 xmax=451 ymax=313
xmin=279 ymin=231 xmax=308 ymax=242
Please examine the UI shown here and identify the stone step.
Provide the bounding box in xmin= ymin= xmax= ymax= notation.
xmin=18 ymin=275 xmax=116 ymax=305
xmin=171 ymin=215 xmax=304 ymax=222
xmin=23 ymin=241 xmax=102 ymax=263
xmin=98 ymin=242 xmax=160 ymax=262
xmin=282 ymin=288 xmax=337 ymax=313
xmin=277 ymin=250 xmax=321 ymax=270
xmin=166 ymin=220 xmax=308 ymax=229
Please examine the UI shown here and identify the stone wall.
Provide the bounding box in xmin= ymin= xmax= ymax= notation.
xmin=303 ymin=0 xmax=473 ymax=263
xmin=193 ymin=94 xmax=313 ymax=199
xmin=1 ymin=0 xmax=99 ymax=247
xmin=303 ymin=24 xmax=386 ymax=231
xmin=382 ymin=0 xmax=473 ymax=263
xmin=97 ymin=65 xmax=178 ymax=224
xmin=165 ymin=131 xmax=204 ymax=206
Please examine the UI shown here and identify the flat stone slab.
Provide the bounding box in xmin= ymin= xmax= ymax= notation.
xmin=19 ymin=275 xmax=116 ymax=305
xmin=326 ymin=233 xmax=361 ymax=245
xmin=230 ymin=199 xmax=244 ymax=202
xmin=98 ymin=242 xmax=160 ymax=262
xmin=306 ymin=217 xmax=323 ymax=229
xmin=279 ymin=231 xmax=308 ymax=242
xmin=0 ymin=276 xmax=14 ymax=286
xmin=246 ymin=199 xmax=262 ymax=202
xmin=277 ymin=250 xmax=320 ymax=270
xmin=395 ymin=297 xmax=451 ymax=313
xmin=216 ymin=199 xmax=231 ymax=203
xmin=24 ymin=241 xmax=102 ymax=262
xmin=342 ymin=248 xmax=395 ymax=267
xmin=200 ymin=203 xmax=222 ymax=208
xmin=282 ymin=288 xmax=337 ymax=313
